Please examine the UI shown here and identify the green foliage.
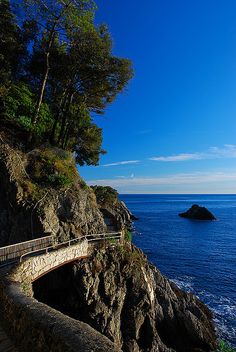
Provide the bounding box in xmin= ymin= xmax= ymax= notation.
xmin=91 ymin=185 xmax=118 ymax=205
xmin=0 ymin=0 xmax=133 ymax=167
xmin=21 ymin=281 xmax=31 ymax=296
xmin=3 ymin=82 xmax=53 ymax=136
xmin=28 ymin=147 xmax=77 ymax=188
xmin=125 ymin=230 xmax=132 ymax=242
xmin=0 ymin=0 xmax=23 ymax=88
xmin=217 ymin=341 xmax=235 ymax=352
xmin=4 ymin=83 xmax=34 ymax=123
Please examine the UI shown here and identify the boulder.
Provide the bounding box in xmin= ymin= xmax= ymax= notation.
xmin=179 ymin=204 xmax=216 ymax=220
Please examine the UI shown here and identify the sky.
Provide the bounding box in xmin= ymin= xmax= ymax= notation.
xmin=78 ymin=0 xmax=236 ymax=194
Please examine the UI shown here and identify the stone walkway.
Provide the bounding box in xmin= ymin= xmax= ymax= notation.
xmin=0 ymin=325 xmax=18 ymax=352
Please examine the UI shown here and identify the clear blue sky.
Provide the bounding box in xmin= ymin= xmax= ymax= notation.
xmin=79 ymin=0 xmax=236 ymax=194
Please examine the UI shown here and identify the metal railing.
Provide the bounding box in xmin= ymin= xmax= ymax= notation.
xmin=0 ymin=235 xmax=55 ymax=264
xmin=0 ymin=232 xmax=122 ymax=264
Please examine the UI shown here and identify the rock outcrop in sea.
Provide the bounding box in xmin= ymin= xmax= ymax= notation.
xmin=179 ymin=204 xmax=216 ymax=220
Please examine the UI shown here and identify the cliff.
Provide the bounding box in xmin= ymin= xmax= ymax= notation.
xmin=0 ymin=134 xmax=217 ymax=351
xmin=0 ymin=134 xmax=129 ymax=246
xmin=33 ymin=243 xmax=217 ymax=352
xmin=91 ymin=185 xmax=137 ymax=231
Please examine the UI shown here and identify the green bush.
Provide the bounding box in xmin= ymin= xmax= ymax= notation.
xmin=125 ymin=230 xmax=132 ymax=242
xmin=217 ymin=341 xmax=235 ymax=352
xmin=3 ymin=82 xmax=54 ymax=137
xmin=91 ymin=185 xmax=118 ymax=205
xmin=27 ymin=147 xmax=77 ymax=188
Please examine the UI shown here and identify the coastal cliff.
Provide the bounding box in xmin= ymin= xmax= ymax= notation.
xmin=0 ymin=135 xmax=217 ymax=351
xmin=33 ymin=243 xmax=217 ymax=352
xmin=0 ymin=135 xmax=131 ymax=246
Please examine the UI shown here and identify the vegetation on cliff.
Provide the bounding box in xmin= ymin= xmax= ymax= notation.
xmin=0 ymin=0 xmax=133 ymax=166
xmin=91 ymin=185 xmax=119 ymax=205
xmin=217 ymin=341 xmax=235 ymax=352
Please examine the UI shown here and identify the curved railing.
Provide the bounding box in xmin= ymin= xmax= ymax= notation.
xmin=0 ymin=232 xmax=122 ymax=264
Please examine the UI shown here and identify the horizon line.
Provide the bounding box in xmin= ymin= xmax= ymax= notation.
xmin=118 ymin=193 xmax=236 ymax=195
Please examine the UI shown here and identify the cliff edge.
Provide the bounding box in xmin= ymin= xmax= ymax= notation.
xmin=0 ymin=134 xmax=217 ymax=351
xmin=33 ymin=243 xmax=217 ymax=352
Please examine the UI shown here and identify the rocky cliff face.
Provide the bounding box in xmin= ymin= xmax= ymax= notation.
xmin=33 ymin=244 xmax=217 ymax=352
xmin=0 ymin=135 xmax=106 ymax=245
xmin=0 ymin=134 xmax=217 ymax=352
xmin=91 ymin=185 xmax=137 ymax=231
xmin=0 ymin=135 xmax=136 ymax=246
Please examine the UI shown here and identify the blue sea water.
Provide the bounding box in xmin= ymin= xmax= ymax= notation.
xmin=120 ymin=194 xmax=236 ymax=347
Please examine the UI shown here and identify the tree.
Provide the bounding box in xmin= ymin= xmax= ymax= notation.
xmin=21 ymin=0 xmax=96 ymax=131
xmin=44 ymin=25 xmax=133 ymax=146
xmin=0 ymin=0 xmax=22 ymax=95
xmin=0 ymin=0 xmax=133 ymax=167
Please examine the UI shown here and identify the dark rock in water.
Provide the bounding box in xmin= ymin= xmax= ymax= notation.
xmin=179 ymin=204 xmax=216 ymax=220
xmin=130 ymin=214 xmax=139 ymax=221
xmin=34 ymin=244 xmax=217 ymax=352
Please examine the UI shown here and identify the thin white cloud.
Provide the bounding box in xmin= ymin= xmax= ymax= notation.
xmin=149 ymin=144 xmax=236 ymax=162
xmin=101 ymin=160 xmax=140 ymax=167
xmin=87 ymin=171 xmax=236 ymax=187
xmin=150 ymin=153 xmax=202 ymax=162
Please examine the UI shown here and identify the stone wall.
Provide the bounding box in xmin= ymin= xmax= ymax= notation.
xmin=0 ymin=241 xmax=120 ymax=352
xmin=11 ymin=240 xmax=89 ymax=283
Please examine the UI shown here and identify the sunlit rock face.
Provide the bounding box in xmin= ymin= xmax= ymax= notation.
xmin=0 ymin=138 xmax=107 ymax=245
xmin=33 ymin=244 xmax=217 ymax=352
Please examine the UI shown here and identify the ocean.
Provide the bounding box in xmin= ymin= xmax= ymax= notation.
xmin=120 ymin=194 xmax=236 ymax=347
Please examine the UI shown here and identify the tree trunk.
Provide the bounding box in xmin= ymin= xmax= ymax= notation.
xmin=57 ymin=92 xmax=74 ymax=147
xmin=49 ymin=91 xmax=68 ymax=144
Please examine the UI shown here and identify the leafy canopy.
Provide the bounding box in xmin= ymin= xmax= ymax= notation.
xmin=0 ymin=0 xmax=133 ymax=167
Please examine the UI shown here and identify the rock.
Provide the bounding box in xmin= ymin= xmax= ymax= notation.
xmin=33 ymin=244 xmax=217 ymax=352
xmin=0 ymin=137 xmax=107 ymax=245
xmin=91 ymin=186 xmax=138 ymax=231
xmin=179 ymin=204 xmax=216 ymax=220
xmin=0 ymin=135 xmax=218 ymax=352
xmin=0 ymin=137 xmax=137 ymax=246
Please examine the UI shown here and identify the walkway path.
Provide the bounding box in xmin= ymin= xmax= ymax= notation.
xmin=0 ymin=232 xmax=122 ymax=352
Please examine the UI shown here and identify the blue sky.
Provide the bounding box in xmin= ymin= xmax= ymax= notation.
xmin=79 ymin=0 xmax=236 ymax=194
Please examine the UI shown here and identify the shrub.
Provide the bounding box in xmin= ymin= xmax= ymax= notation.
xmin=27 ymin=147 xmax=77 ymax=188
xmin=217 ymin=341 xmax=235 ymax=352
xmin=91 ymin=185 xmax=118 ymax=205
xmin=125 ymin=230 xmax=132 ymax=242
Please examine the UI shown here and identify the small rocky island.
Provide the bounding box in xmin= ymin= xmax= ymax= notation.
xmin=179 ymin=204 xmax=216 ymax=220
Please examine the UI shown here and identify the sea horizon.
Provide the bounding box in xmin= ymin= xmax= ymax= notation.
xmin=121 ymin=194 xmax=236 ymax=347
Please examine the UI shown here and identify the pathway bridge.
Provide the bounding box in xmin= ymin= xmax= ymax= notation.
xmin=0 ymin=231 xmax=123 ymax=352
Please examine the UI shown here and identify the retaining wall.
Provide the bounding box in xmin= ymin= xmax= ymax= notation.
xmin=0 ymin=241 xmax=120 ymax=352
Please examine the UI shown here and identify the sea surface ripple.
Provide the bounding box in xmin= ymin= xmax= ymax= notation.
xmin=120 ymin=194 xmax=236 ymax=347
